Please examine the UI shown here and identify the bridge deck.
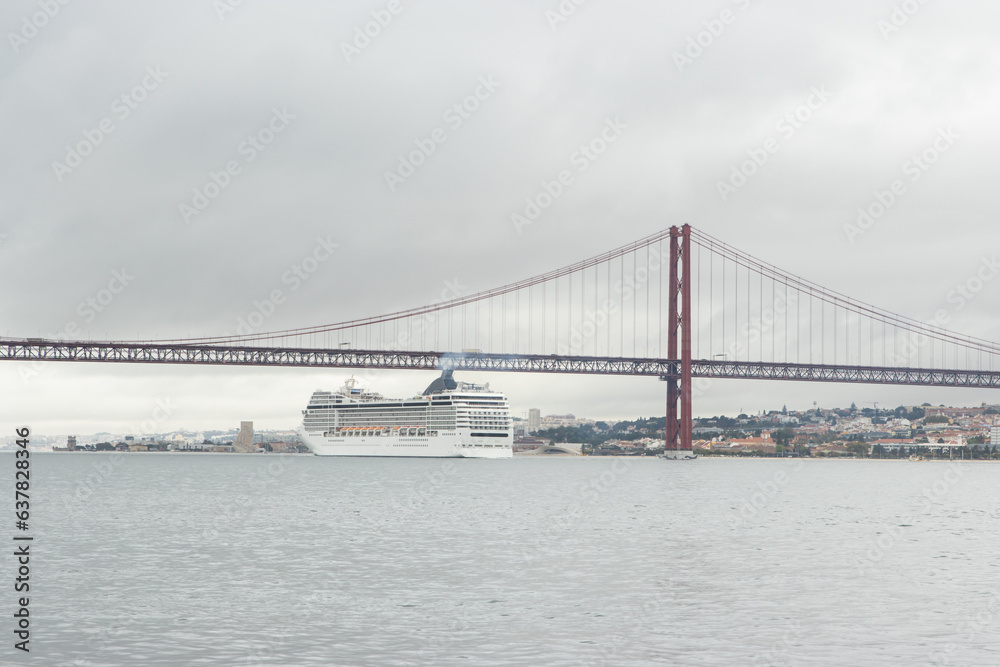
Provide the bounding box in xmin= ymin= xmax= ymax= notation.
xmin=3 ymin=339 xmax=1000 ymax=388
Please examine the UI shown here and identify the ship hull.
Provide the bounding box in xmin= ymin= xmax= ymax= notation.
xmin=299 ymin=429 xmax=512 ymax=458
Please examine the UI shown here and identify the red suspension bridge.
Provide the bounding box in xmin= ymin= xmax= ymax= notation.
xmin=5 ymin=225 xmax=1000 ymax=455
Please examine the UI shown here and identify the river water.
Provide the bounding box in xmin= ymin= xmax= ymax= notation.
xmin=11 ymin=453 xmax=1000 ymax=666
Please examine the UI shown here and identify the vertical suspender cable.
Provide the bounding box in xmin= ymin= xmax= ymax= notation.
xmin=664 ymin=240 xmax=668 ymax=358
xmin=514 ymin=290 xmax=518 ymax=354
xmin=646 ymin=248 xmax=650 ymax=357
xmin=759 ymin=267 xmax=763 ymax=364
xmin=586 ymin=263 xmax=594 ymax=356
xmin=555 ymin=277 xmax=559 ymax=354
xmin=782 ymin=278 xmax=786 ymax=363
xmin=768 ymin=275 xmax=773 ymax=363
xmin=722 ymin=258 xmax=727 ymax=361
xmin=542 ymin=281 xmax=547 ymax=355
xmin=502 ymin=293 xmax=506 ymax=353
xmin=797 ymin=285 xmax=802 ymax=363
xmin=833 ymin=300 xmax=837 ymax=365
xmin=568 ymin=270 xmax=572 ymax=355
xmin=695 ymin=241 xmax=700 ymax=361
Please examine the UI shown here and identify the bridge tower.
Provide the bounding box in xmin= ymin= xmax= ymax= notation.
xmin=662 ymin=224 xmax=693 ymax=459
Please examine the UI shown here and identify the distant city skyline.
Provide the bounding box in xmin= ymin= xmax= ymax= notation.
xmin=9 ymin=384 xmax=997 ymax=439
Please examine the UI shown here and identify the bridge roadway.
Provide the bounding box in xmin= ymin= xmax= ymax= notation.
xmin=3 ymin=338 xmax=1000 ymax=389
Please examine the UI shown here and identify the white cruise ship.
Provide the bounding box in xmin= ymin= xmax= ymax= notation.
xmin=298 ymin=371 xmax=513 ymax=458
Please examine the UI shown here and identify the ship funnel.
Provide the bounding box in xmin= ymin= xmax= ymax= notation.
xmin=423 ymin=369 xmax=458 ymax=395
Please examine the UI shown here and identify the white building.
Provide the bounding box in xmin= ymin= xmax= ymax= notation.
xmin=528 ymin=408 xmax=541 ymax=433
xmin=991 ymin=426 xmax=1000 ymax=446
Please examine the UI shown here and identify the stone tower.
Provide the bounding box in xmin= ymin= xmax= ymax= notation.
xmin=233 ymin=421 xmax=255 ymax=453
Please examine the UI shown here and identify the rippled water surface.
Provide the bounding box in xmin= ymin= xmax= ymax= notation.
xmin=15 ymin=453 xmax=1000 ymax=666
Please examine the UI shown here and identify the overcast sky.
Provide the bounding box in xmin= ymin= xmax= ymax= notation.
xmin=2 ymin=1 xmax=1000 ymax=436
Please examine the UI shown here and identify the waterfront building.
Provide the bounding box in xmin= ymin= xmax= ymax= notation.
xmin=528 ymin=408 xmax=540 ymax=433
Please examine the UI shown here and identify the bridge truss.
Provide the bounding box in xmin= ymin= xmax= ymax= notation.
xmin=4 ymin=338 xmax=1000 ymax=388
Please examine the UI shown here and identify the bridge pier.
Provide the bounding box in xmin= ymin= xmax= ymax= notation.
xmin=663 ymin=224 xmax=693 ymax=458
